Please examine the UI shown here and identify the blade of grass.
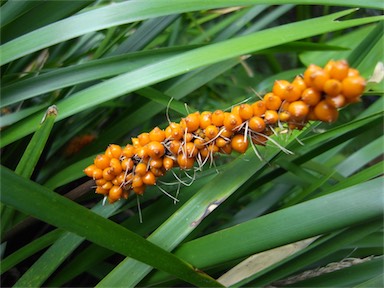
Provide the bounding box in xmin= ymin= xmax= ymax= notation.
xmin=3 ymin=9 xmax=383 ymax=148
xmin=0 ymin=166 xmax=223 ymax=287
xmin=174 ymin=177 xmax=383 ymax=269
xmin=241 ymin=219 xmax=383 ymax=286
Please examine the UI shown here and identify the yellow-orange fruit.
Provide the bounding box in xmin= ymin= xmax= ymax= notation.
xmin=142 ymin=171 xmax=156 ymax=185
xmin=138 ymin=132 xmax=151 ymax=146
xmin=342 ymin=76 xmax=366 ymax=99
xmin=325 ymin=94 xmax=346 ymax=108
xmin=263 ymin=93 xmax=282 ymax=110
xmin=135 ymin=162 xmax=147 ymax=176
xmin=182 ymin=112 xmax=200 ymax=132
xmin=94 ymin=154 xmax=111 ymax=170
xmin=223 ymin=112 xmax=242 ymax=131
xmin=149 ymin=127 xmax=166 ymax=142
xmin=314 ymin=100 xmax=339 ymax=123
xmin=163 ymin=156 xmax=174 ymax=170
xmin=165 ymin=122 xmax=184 ymax=140
xmin=326 ymin=59 xmax=349 ymax=80
xmin=146 ymin=141 xmax=165 ymax=159
xmin=292 ymin=75 xmax=307 ymax=92
xmin=288 ymin=101 xmax=309 ymax=119
xmin=251 ymin=100 xmax=267 ymax=117
xmin=212 ymin=110 xmax=225 ymax=127
xmin=123 ymin=144 xmax=135 ymax=158
xmin=238 ymin=104 xmax=253 ymax=120
xmin=105 ymin=144 xmax=123 ymax=159
xmin=323 ymin=79 xmax=342 ymax=97
xmin=109 ymin=158 xmax=123 ymax=175
xmin=177 ymin=153 xmax=195 ymax=169
xmin=301 ymin=87 xmax=322 ymax=106
xmin=248 ymin=116 xmax=266 ymax=132
xmin=108 ymin=186 xmax=123 ymax=203
xmin=199 ymin=111 xmax=212 ymax=129
xmin=205 ymin=125 xmax=219 ymax=139
xmin=231 ymin=134 xmax=249 ymax=153
xmin=264 ymin=110 xmax=279 ymax=125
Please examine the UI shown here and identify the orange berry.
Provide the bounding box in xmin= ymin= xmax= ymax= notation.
xmin=142 ymin=171 xmax=156 ymax=186
xmin=221 ymin=127 xmax=234 ymax=138
xmin=248 ymin=116 xmax=266 ymax=132
xmin=121 ymin=158 xmax=134 ymax=171
xmin=149 ymin=127 xmax=166 ymax=142
xmin=199 ymin=111 xmax=212 ymax=129
xmin=212 ymin=110 xmax=225 ymax=127
xmin=109 ymin=158 xmax=123 ymax=175
xmin=264 ymin=110 xmax=279 ymax=125
xmin=133 ymin=184 xmax=146 ymax=195
xmin=182 ymin=112 xmax=200 ymax=132
xmin=231 ymin=134 xmax=249 ymax=153
xmin=204 ymin=125 xmax=219 ymax=139
xmin=231 ymin=105 xmax=241 ymax=118
xmin=177 ymin=153 xmax=195 ymax=169
xmin=101 ymin=181 xmax=113 ymax=190
xmin=325 ymin=94 xmax=346 ymax=108
xmin=84 ymin=164 xmax=95 ymax=177
xmin=342 ymin=76 xmax=365 ymax=99
xmin=105 ymin=144 xmax=122 ymax=159
xmin=314 ymin=100 xmax=339 ymax=123
xmin=94 ymin=154 xmax=111 ymax=170
xmin=301 ymin=87 xmax=321 ymax=106
xmin=135 ymin=162 xmax=147 ymax=176
xmin=132 ymin=174 xmax=143 ymax=188
xmin=219 ymin=143 xmax=232 ymax=154
xmin=112 ymin=173 xmax=125 ymax=186
xmin=279 ymin=111 xmax=290 ymax=122
xmin=168 ymin=139 xmax=181 ymax=155
xmin=95 ymin=186 xmax=109 ymax=195
xmin=223 ymin=112 xmax=242 ymax=131
xmin=102 ymin=167 xmax=115 ymax=181
xmin=95 ymin=178 xmax=107 ymax=186
xmin=163 ymin=156 xmax=174 ymax=170
xmin=135 ymin=146 xmax=149 ymax=159
xmin=263 ymin=93 xmax=282 ymax=110
xmin=323 ymin=79 xmax=342 ymax=97
xmin=347 ymin=68 xmax=360 ymax=77
xmin=123 ymin=144 xmax=135 ymax=158
xmin=303 ymin=64 xmax=323 ymax=87
xmin=150 ymin=166 xmax=165 ymax=177
xmin=138 ymin=132 xmax=151 ymax=146
xmin=194 ymin=138 xmax=205 ymax=149
xmin=327 ymin=59 xmax=349 ymax=80
xmin=288 ymin=101 xmax=309 ymax=119
xmin=146 ymin=141 xmax=165 ymax=159
xmin=150 ymin=158 xmax=163 ymax=169
xmin=215 ymin=137 xmax=228 ymax=148
xmin=251 ymin=100 xmax=267 ymax=117
xmin=108 ymin=186 xmax=123 ymax=203
xmin=292 ymin=75 xmax=307 ymax=92
xmin=182 ymin=142 xmax=198 ymax=158
xmin=165 ymin=122 xmax=184 ymax=140
xmin=238 ymin=104 xmax=253 ymax=120
xmin=311 ymin=69 xmax=330 ymax=91
xmin=272 ymin=80 xmax=290 ymax=99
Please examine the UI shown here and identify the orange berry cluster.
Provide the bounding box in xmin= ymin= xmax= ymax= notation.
xmin=84 ymin=60 xmax=366 ymax=203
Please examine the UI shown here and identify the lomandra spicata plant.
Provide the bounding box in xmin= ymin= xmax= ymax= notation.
xmin=1 ymin=1 xmax=383 ymax=287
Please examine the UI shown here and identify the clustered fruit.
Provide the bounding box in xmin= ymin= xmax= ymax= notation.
xmin=84 ymin=60 xmax=366 ymax=203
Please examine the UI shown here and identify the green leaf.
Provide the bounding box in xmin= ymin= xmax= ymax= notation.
xmin=174 ymin=177 xmax=383 ymax=269
xmin=0 ymin=166 xmax=223 ymax=287
xmin=2 ymin=9 xmax=383 ymax=147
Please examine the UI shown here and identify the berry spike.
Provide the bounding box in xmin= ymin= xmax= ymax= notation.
xmin=84 ymin=60 xmax=366 ymax=203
